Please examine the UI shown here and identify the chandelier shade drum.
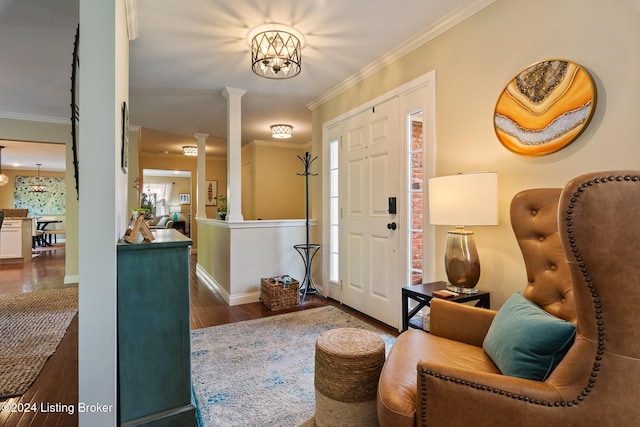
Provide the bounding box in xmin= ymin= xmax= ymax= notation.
xmin=271 ymin=124 xmax=293 ymax=139
xmin=251 ymin=26 xmax=302 ymax=79
xmin=183 ymin=146 xmax=198 ymax=156
xmin=29 ymin=163 xmax=48 ymax=193
xmin=0 ymin=146 xmax=8 ymax=186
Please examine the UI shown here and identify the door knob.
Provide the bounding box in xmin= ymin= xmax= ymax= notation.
xmin=387 ymin=222 xmax=397 ymax=230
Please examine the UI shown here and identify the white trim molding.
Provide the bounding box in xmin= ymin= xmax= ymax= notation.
xmin=0 ymin=110 xmax=70 ymax=125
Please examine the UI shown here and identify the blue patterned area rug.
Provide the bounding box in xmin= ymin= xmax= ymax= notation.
xmin=191 ymin=305 xmax=396 ymax=427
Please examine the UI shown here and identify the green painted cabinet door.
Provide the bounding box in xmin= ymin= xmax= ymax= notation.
xmin=117 ymin=229 xmax=196 ymax=426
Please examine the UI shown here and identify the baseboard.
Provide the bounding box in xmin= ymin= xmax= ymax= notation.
xmin=64 ymin=274 xmax=79 ymax=285
xmin=229 ymin=291 xmax=261 ymax=306
xmin=195 ymin=264 xmax=230 ymax=304
xmin=195 ymin=264 xmax=261 ymax=306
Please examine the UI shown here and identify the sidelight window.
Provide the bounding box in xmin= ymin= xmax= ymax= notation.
xmin=408 ymin=112 xmax=424 ymax=285
xmin=329 ymin=137 xmax=339 ymax=283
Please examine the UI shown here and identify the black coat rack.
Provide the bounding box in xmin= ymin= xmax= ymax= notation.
xmin=294 ymin=152 xmax=322 ymax=301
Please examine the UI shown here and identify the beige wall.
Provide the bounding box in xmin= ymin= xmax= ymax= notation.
xmin=196 ymin=221 xmax=231 ymax=294
xmin=0 ymin=118 xmax=70 ymax=143
xmin=243 ymin=141 xmax=307 ymax=220
xmin=312 ymin=0 xmax=640 ymax=308
xmin=204 ymin=157 xmax=228 ymax=219
xmin=0 ymin=168 xmax=66 ymax=210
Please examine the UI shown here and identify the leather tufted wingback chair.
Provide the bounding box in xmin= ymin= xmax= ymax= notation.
xmin=379 ymin=172 xmax=640 ymax=426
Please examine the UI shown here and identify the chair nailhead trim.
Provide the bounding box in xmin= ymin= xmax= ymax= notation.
xmin=418 ymin=174 xmax=638 ymax=421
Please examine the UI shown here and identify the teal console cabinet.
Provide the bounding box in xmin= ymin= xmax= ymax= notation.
xmin=117 ymin=229 xmax=196 ymax=426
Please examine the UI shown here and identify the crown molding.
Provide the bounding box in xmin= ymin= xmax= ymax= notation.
xmin=0 ymin=111 xmax=142 ymax=132
xmin=0 ymin=110 xmax=70 ymax=125
xmin=307 ymin=0 xmax=495 ymax=111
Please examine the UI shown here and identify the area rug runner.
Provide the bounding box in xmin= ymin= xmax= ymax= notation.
xmin=0 ymin=287 xmax=78 ymax=398
xmin=191 ymin=305 xmax=396 ymax=427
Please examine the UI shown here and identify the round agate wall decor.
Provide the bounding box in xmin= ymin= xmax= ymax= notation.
xmin=493 ymin=59 xmax=596 ymax=156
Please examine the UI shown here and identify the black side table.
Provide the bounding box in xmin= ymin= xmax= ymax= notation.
xmin=402 ymin=281 xmax=490 ymax=331
xmin=172 ymin=220 xmax=186 ymax=235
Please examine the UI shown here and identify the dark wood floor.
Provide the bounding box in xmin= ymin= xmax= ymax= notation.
xmin=1 ymin=249 xmax=77 ymax=427
xmin=0 ymin=248 xmax=396 ymax=427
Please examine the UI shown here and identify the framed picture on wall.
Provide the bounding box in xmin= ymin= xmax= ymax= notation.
xmin=493 ymin=59 xmax=596 ymax=156
xmin=179 ymin=193 xmax=191 ymax=204
xmin=205 ymin=180 xmax=218 ymax=206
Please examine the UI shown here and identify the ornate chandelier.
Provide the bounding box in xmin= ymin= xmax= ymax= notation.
xmin=250 ymin=24 xmax=303 ymax=79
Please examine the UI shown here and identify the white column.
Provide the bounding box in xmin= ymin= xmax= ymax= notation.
xmin=193 ymin=133 xmax=208 ymax=219
xmin=79 ymin=0 xmax=128 ymax=424
xmin=221 ymin=87 xmax=246 ymax=222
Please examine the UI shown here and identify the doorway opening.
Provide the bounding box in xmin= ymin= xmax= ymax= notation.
xmin=142 ymin=169 xmax=192 ymax=236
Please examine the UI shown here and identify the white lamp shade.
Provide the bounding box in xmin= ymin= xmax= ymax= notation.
xmin=428 ymin=172 xmax=498 ymax=226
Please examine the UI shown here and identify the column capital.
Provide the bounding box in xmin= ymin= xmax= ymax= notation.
xmin=193 ymin=133 xmax=209 ymax=140
xmin=221 ymin=87 xmax=246 ymax=99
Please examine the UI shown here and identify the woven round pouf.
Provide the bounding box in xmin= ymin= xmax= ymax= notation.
xmin=314 ymin=327 xmax=385 ymax=427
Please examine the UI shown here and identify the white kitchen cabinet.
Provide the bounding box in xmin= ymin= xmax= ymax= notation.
xmin=0 ymin=219 xmax=33 ymax=262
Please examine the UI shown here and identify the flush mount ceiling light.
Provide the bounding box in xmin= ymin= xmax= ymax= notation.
xmin=249 ymin=24 xmax=304 ymax=79
xmin=271 ymin=124 xmax=293 ymax=139
xmin=29 ymin=163 xmax=48 ymax=193
xmin=183 ymin=146 xmax=198 ymax=156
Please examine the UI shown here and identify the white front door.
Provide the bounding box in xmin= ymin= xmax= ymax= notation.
xmin=340 ymin=98 xmax=401 ymax=328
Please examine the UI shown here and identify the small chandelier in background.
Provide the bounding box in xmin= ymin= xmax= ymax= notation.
xmin=29 ymin=163 xmax=48 ymax=193
xmin=250 ymin=24 xmax=303 ymax=79
xmin=0 ymin=146 xmax=8 ymax=186
xmin=271 ymin=124 xmax=293 ymax=139
xmin=183 ymin=146 xmax=198 ymax=156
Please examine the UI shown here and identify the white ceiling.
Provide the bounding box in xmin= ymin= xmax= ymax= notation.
xmin=0 ymin=140 xmax=66 ymax=172
xmin=0 ymin=0 xmax=493 ymax=169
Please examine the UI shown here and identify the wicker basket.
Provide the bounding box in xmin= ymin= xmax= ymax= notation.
xmin=260 ymin=276 xmax=300 ymax=310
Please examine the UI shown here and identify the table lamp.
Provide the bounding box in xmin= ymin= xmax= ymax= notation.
xmin=170 ymin=205 xmax=182 ymax=222
xmin=428 ymin=172 xmax=498 ymax=293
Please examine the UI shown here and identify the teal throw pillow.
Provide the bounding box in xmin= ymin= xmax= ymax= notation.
xmin=483 ymin=292 xmax=576 ymax=381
